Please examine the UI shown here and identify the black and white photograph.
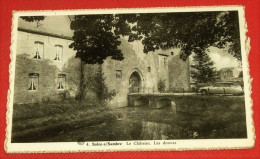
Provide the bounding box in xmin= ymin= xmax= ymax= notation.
xmin=5 ymin=7 xmax=254 ymax=152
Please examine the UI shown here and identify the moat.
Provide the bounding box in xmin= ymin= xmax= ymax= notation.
xmin=33 ymin=96 xmax=247 ymax=142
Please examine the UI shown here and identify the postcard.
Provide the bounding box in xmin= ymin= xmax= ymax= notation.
xmin=5 ymin=6 xmax=254 ymax=153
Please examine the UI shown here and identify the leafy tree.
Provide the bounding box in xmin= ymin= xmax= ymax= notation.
xmin=69 ymin=15 xmax=127 ymax=100
xmin=21 ymin=11 xmax=241 ymax=64
xmin=122 ymin=11 xmax=241 ymax=61
xmin=68 ymin=12 xmax=240 ymax=98
xmin=20 ymin=16 xmax=45 ymax=22
xmin=21 ymin=12 xmax=241 ymax=99
xmin=69 ymin=15 xmax=128 ymax=64
xmin=20 ymin=16 xmax=45 ymax=27
xmin=190 ymin=49 xmax=216 ymax=83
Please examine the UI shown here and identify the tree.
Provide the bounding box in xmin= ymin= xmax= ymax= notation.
xmin=69 ymin=15 xmax=128 ymax=64
xmin=21 ymin=12 xmax=241 ymax=99
xmin=190 ymin=49 xmax=216 ymax=83
xmin=68 ymin=12 xmax=240 ymax=99
xmin=122 ymin=11 xmax=241 ymax=61
xmin=20 ymin=16 xmax=45 ymax=22
xmin=69 ymin=15 xmax=129 ymax=99
xmin=90 ymin=66 xmax=116 ymax=107
xmin=21 ymin=11 xmax=241 ymax=63
xmin=20 ymin=16 xmax=45 ymax=27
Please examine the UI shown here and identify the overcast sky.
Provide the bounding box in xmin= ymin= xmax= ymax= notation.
xmin=207 ymin=47 xmax=240 ymax=70
xmin=19 ymin=16 xmax=73 ymax=37
xmin=190 ymin=46 xmax=240 ymax=70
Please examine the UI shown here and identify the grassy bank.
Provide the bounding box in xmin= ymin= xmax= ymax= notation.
xmin=12 ymin=100 xmax=118 ymax=142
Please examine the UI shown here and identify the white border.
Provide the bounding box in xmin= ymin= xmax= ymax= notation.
xmin=5 ymin=6 xmax=254 ymax=153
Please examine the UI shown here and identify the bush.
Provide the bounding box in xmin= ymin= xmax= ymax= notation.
xmin=157 ymin=79 xmax=166 ymax=93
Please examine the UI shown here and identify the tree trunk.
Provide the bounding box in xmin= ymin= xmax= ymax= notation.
xmin=78 ymin=60 xmax=86 ymax=100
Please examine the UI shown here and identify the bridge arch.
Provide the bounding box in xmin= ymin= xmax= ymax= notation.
xmin=128 ymin=68 xmax=144 ymax=93
xmin=156 ymin=98 xmax=172 ymax=108
xmin=134 ymin=96 xmax=149 ymax=106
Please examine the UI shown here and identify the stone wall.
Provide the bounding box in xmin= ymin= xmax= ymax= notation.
xmin=168 ymin=48 xmax=191 ymax=92
xmin=102 ymin=38 xmax=190 ymax=108
xmin=14 ymin=31 xmax=79 ymax=104
xmin=14 ymin=31 xmax=190 ymax=107
xmin=102 ymin=38 xmax=163 ymax=108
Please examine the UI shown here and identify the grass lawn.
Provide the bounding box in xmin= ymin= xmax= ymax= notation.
xmin=11 ymin=99 xmax=118 ymax=142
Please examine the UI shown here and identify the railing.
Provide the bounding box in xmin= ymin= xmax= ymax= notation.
xmin=129 ymin=86 xmax=239 ymax=97
xmin=129 ymin=86 xmax=195 ymax=96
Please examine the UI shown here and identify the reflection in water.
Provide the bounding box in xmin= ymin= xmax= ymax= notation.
xmin=42 ymin=105 xmax=178 ymax=142
xmin=141 ymin=121 xmax=169 ymax=140
xmin=42 ymin=101 xmax=248 ymax=142
xmin=19 ymin=99 xmax=247 ymax=142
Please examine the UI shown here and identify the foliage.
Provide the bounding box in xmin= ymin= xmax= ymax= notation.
xmin=20 ymin=16 xmax=45 ymax=27
xmin=89 ymin=66 xmax=116 ymax=106
xmin=190 ymin=50 xmax=216 ymax=83
xmin=20 ymin=16 xmax=45 ymax=22
xmin=63 ymin=57 xmax=82 ymax=99
xmin=157 ymin=79 xmax=166 ymax=93
xmin=239 ymin=71 xmax=243 ymax=78
xmin=69 ymin=15 xmax=126 ymax=64
xmin=122 ymin=11 xmax=241 ymax=61
xmin=12 ymin=99 xmax=118 ymax=142
xmin=69 ymin=12 xmax=241 ymax=65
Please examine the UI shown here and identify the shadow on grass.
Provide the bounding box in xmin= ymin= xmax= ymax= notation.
xmin=11 ymin=99 xmax=118 ymax=143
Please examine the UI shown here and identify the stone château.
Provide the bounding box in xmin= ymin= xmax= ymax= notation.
xmin=14 ymin=16 xmax=190 ymax=108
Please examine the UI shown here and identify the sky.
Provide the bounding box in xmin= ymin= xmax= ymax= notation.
xmin=190 ymin=46 xmax=240 ymax=70
xmin=207 ymin=47 xmax=240 ymax=70
xmin=18 ymin=16 xmax=73 ymax=37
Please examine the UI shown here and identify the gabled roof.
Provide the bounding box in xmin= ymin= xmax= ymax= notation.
xmin=219 ymin=67 xmax=235 ymax=72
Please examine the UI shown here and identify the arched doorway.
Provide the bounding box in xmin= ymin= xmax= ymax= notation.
xmin=129 ymin=71 xmax=142 ymax=93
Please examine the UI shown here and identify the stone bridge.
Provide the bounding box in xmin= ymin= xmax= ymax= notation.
xmin=128 ymin=93 xmax=177 ymax=109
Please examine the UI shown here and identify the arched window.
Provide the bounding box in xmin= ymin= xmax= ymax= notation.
xmin=34 ymin=41 xmax=44 ymax=59
xmin=28 ymin=73 xmax=39 ymax=91
xmin=54 ymin=45 xmax=63 ymax=61
xmin=57 ymin=74 xmax=66 ymax=90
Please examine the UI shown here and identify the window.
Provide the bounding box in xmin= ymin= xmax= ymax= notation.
xmin=116 ymin=70 xmax=122 ymax=79
xmin=34 ymin=42 xmax=44 ymax=59
xmin=159 ymin=54 xmax=168 ymax=69
xmin=28 ymin=73 xmax=39 ymax=91
xmin=57 ymin=74 xmax=66 ymax=90
xmin=54 ymin=45 xmax=63 ymax=61
xmin=164 ymin=58 xmax=167 ymax=67
xmin=148 ymin=67 xmax=151 ymax=72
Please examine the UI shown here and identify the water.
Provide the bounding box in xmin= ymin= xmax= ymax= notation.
xmin=41 ymin=105 xmax=204 ymax=142
xmin=33 ymin=100 xmax=247 ymax=142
